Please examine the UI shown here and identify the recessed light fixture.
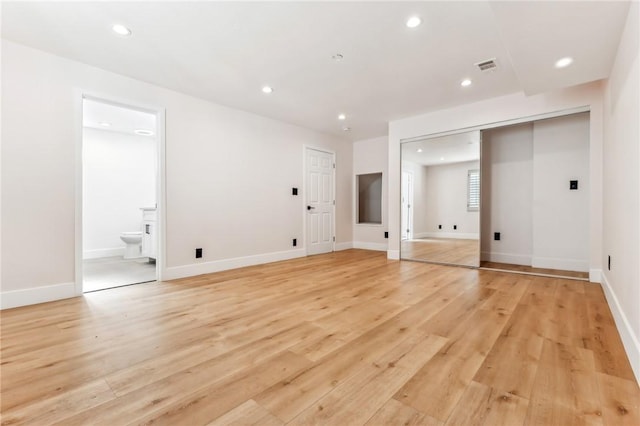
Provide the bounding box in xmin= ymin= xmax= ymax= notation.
xmin=406 ymin=16 xmax=422 ymax=28
xmin=99 ymin=122 xmax=111 ymax=127
xmin=332 ymin=54 xmax=344 ymax=61
xmin=338 ymin=114 xmax=346 ymax=121
xmin=112 ymin=24 xmax=132 ymax=36
xmin=135 ymin=129 xmax=154 ymax=136
xmin=262 ymin=86 xmax=274 ymax=94
xmin=461 ymin=79 xmax=472 ymax=87
xmin=342 ymin=127 xmax=351 ymax=132
xmin=440 ymin=157 xmax=445 ymax=161
xmin=555 ymin=57 xmax=573 ymax=68
xmin=417 ymin=148 xmax=423 ymax=153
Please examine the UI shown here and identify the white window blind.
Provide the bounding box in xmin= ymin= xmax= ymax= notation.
xmin=467 ymin=169 xmax=480 ymax=212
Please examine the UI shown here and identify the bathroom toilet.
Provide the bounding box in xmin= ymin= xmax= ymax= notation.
xmin=120 ymin=231 xmax=143 ymax=259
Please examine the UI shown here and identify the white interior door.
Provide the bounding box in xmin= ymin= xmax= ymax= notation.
xmin=306 ymin=148 xmax=334 ymax=255
xmin=401 ymin=171 xmax=413 ymax=240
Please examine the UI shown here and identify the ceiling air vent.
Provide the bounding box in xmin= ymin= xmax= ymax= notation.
xmin=475 ymin=58 xmax=497 ymax=72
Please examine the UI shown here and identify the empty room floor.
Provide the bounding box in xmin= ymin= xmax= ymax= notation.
xmin=401 ymin=237 xmax=479 ymax=266
xmin=83 ymin=256 xmax=156 ymax=292
xmin=1 ymin=250 xmax=638 ymax=425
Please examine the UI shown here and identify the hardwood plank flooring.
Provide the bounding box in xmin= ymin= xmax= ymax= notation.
xmin=1 ymin=249 xmax=638 ymax=425
xmin=401 ymin=238 xmax=479 ymax=267
xmin=480 ymin=261 xmax=589 ymax=280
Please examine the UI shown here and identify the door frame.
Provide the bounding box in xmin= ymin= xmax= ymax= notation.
xmin=401 ymin=169 xmax=414 ymax=241
xmin=74 ymin=92 xmax=166 ymax=295
xmin=303 ymin=146 xmax=336 ymax=255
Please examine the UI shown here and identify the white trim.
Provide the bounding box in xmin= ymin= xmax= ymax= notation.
xmin=531 ymin=256 xmax=589 ymax=273
xmin=74 ymin=89 xmax=84 ymax=296
xmin=83 ymin=247 xmax=125 ymax=259
xmin=481 ymin=251 xmax=532 ymax=265
xmin=1 ymin=282 xmax=76 ymax=310
xmin=163 ymin=249 xmax=306 ymax=281
xmin=601 ymin=273 xmax=640 ymax=384
xmin=353 ymin=241 xmax=388 ymax=252
xmin=334 ymin=242 xmax=354 ymax=251
xmin=589 ymin=268 xmax=602 ymax=283
xmin=387 ymin=250 xmax=400 ymax=260
xmin=417 ymin=232 xmax=479 ymax=240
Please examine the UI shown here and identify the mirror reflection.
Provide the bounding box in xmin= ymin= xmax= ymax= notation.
xmin=400 ymin=131 xmax=481 ymax=267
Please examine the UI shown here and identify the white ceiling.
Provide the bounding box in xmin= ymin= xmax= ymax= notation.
xmin=1 ymin=1 xmax=630 ymax=141
xmin=402 ymin=131 xmax=480 ymax=166
xmin=83 ymin=99 xmax=157 ymax=137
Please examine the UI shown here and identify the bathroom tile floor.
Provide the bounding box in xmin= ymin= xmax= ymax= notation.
xmin=83 ymin=256 xmax=156 ymax=292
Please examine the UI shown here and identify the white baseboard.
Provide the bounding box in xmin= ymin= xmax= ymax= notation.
xmin=481 ymin=251 xmax=532 ymax=265
xmin=601 ymin=272 xmax=640 ymax=384
xmin=353 ymin=241 xmax=388 ymax=252
xmin=387 ymin=250 xmax=400 ymax=260
xmin=163 ymin=248 xmax=306 ymax=281
xmin=532 ymin=256 xmax=589 ymax=273
xmin=334 ymin=242 xmax=354 ymax=251
xmin=83 ymin=247 xmax=125 ymax=259
xmin=1 ymin=282 xmax=77 ymax=310
xmin=589 ymin=269 xmax=602 ymax=283
xmin=417 ymin=232 xmax=479 ymax=240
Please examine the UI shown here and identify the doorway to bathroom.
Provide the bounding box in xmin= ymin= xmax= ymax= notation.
xmin=81 ymin=97 xmax=160 ymax=292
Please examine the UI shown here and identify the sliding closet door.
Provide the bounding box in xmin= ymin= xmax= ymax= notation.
xmin=480 ymin=123 xmax=534 ymax=267
xmin=480 ymin=112 xmax=590 ymax=274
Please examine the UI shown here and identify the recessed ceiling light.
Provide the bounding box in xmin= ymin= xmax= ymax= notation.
xmin=406 ymin=16 xmax=422 ymax=28
xmin=135 ymin=129 xmax=154 ymax=136
xmin=338 ymin=114 xmax=346 ymax=121
xmin=417 ymin=148 xmax=423 ymax=153
xmin=440 ymin=157 xmax=445 ymax=161
xmin=461 ymin=79 xmax=472 ymax=87
xmin=99 ymin=122 xmax=111 ymax=127
xmin=112 ymin=24 xmax=132 ymax=36
xmin=342 ymin=127 xmax=351 ymax=132
xmin=555 ymin=57 xmax=573 ymax=68
xmin=332 ymin=54 xmax=344 ymax=61
xmin=262 ymin=86 xmax=274 ymax=94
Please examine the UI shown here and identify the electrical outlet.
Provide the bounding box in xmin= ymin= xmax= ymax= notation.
xmin=438 ymin=224 xmax=442 ymax=230
xmin=292 ymin=187 xmax=298 ymax=195
xmin=384 ymin=231 xmax=388 ymax=239
xmin=293 ymin=238 xmax=297 ymax=247
xmin=453 ymin=225 xmax=457 ymax=230
xmin=608 ymin=255 xmax=611 ymax=270
xmin=494 ymin=232 xmax=501 ymax=241
xmin=195 ymin=248 xmax=203 ymax=259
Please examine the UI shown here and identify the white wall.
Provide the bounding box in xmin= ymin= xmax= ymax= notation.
xmin=603 ymin=2 xmax=640 ymax=382
xmin=532 ymin=113 xmax=590 ymax=272
xmin=1 ymin=40 xmax=352 ymax=307
xmin=352 ymin=136 xmax=387 ymax=251
xmin=481 ymin=123 xmax=534 ymax=265
xmin=422 ymin=160 xmax=479 ymax=239
xmin=82 ymin=128 xmax=157 ymax=259
xmin=388 ymin=81 xmax=603 ymax=271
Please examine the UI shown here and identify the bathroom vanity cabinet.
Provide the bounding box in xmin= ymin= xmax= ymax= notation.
xmin=141 ymin=208 xmax=157 ymax=260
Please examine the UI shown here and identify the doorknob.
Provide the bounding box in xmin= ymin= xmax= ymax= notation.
xmin=307 ymin=205 xmax=315 ymax=210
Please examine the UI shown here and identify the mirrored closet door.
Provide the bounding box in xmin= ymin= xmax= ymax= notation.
xmin=400 ymin=131 xmax=481 ymax=267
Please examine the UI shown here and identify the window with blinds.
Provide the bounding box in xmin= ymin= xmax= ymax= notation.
xmin=467 ymin=169 xmax=480 ymax=212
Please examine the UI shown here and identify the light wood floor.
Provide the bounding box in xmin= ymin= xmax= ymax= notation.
xmin=481 ymin=261 xmax=590 ymax=280
xmin=401 ymin=238 xmax=479 ymax=267
xmin=1 ymin=250 xmax=638 ymax=425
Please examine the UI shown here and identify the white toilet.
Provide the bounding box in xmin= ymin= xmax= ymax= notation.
xmin=120 ymin=231 xmax=143 ymax=259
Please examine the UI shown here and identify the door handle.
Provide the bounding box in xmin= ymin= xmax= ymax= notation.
xmin=307 ymin=205 xmax=315 ymax=210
